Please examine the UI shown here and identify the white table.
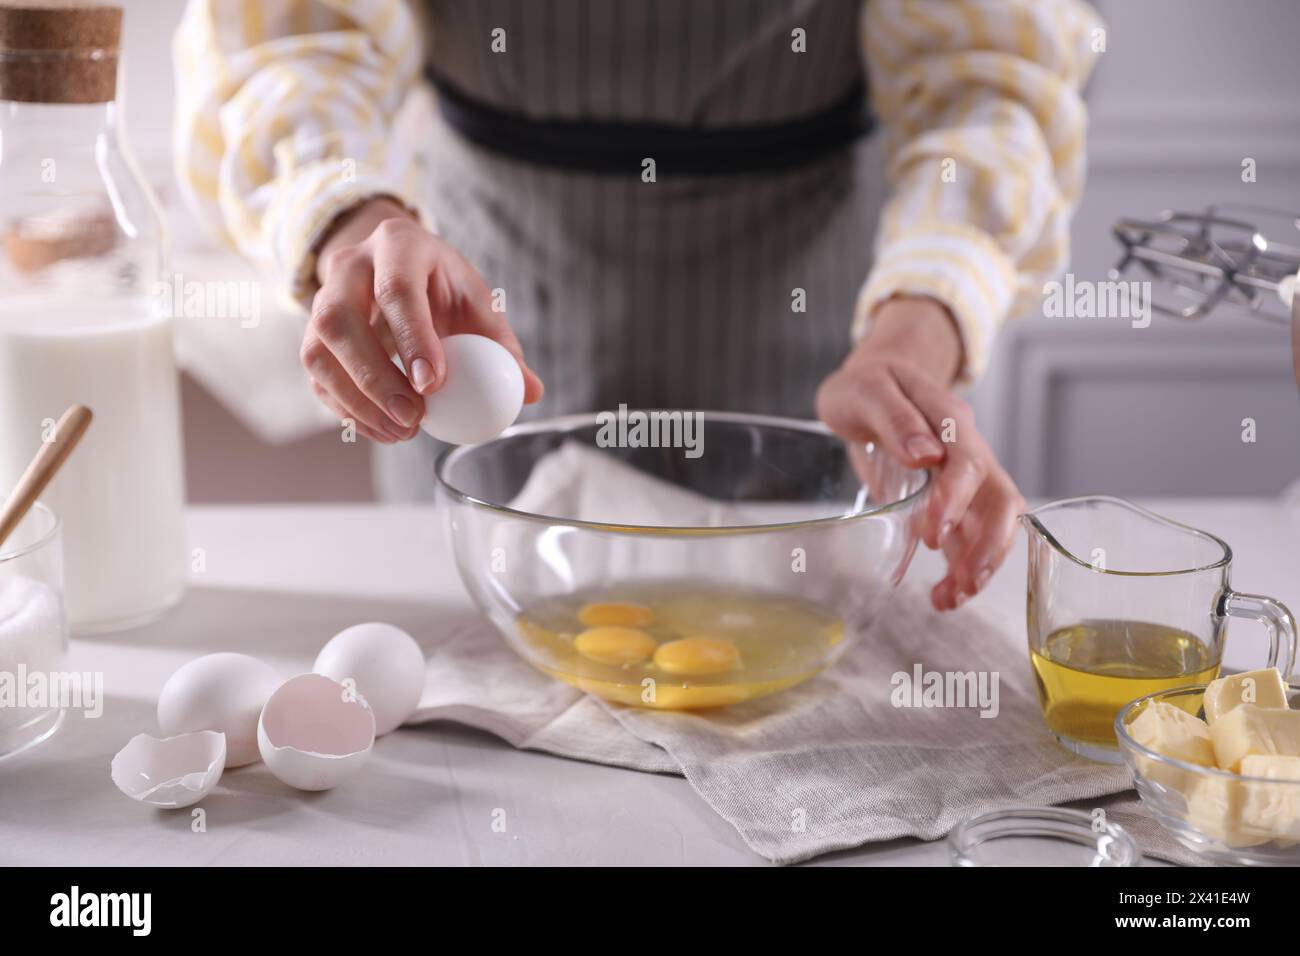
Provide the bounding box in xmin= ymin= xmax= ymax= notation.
xmin=3 ymin=499 xmax=1297 ymax=866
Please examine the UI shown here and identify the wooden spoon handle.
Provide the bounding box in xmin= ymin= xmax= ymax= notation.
xmin=0 ymin=404 xmax=93 ymax=551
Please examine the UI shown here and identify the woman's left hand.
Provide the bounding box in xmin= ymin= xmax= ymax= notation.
xmin=816 ymin=296 xmax=1026 ymax=611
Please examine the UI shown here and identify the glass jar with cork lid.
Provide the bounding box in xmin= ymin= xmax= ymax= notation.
xmin=0 ymin=1 xmax=186 ymax=633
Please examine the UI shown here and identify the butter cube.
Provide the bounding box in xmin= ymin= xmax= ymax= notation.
xmin=1127 ymin=701 xmax=1215 ymax=795
xmin=1209 ymin=705 xmax=1300 ymax=772
xmin=1240 ymin=755 xmax=1300 ymax=843
xmin=1187 ymin=774 xmax=1270 ymax=847
xmin=1203 ymin=668 xmax=1289 ymax=725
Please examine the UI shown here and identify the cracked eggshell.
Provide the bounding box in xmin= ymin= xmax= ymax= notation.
xmin=257 ymin=674 xmax=375 ymax=791
xmin=111 ymin=731 xmax=226 ymax=809
xmin=313 ymin=622 xmax=425 ymax=735
xmin=157 ymin=652 xmax=280 ymax=767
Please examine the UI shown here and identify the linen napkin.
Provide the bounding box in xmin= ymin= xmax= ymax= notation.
xmin=412 ymin=443 xmax=1193 ymax=865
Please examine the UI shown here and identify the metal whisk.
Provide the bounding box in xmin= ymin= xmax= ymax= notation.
xmin=1110 ymin=204 xmax=1299 ymax=322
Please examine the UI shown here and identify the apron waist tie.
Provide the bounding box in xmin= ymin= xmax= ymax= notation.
xmin=428 ymin=73 xmax=873 ymax=177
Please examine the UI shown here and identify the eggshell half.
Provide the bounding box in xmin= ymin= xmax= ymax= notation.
xmin=257 ymin=674 xmax=375 ymax=791
xmin=157 ymin=653 xmax=280 ymax=767
xmin=313 ymin=622 xmax=425 ymax=735
xmin=111 ymin=731 xmax=226 ymax=809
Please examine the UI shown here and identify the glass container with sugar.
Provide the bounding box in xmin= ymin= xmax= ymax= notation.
xmin=0 ymin=501 xmax=67 ymax=758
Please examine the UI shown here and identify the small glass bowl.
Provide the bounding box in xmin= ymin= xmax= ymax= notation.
xmin=0 ymin=502 xmax=68 ymax=760
xmin=1116 ymin=683 xmax=1300 ymax=866
xmin=949 ymin=806 xmax=1140 ymax=867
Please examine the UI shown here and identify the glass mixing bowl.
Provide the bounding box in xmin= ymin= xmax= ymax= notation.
xmin=435 ymin=411 xmax=928 ymax=709
xmin=1117 ymin=683 xmax=1300 ymax=866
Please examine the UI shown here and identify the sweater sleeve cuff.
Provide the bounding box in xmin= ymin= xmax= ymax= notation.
xmin=263 ymin=160 xmax=427 ymax=309
xmin=852 ymin=222 xmax=1018 ymax=382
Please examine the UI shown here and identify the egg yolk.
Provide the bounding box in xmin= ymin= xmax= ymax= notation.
xmin=653 ymin=637 xmax=740 ymax=676
xmin=574 ymin=626 xmax=658 ymax=665
xmin=827 ymin=620 xmax=845 ymax=646
xmin=577 ymin=602 xmax=656 ymax=628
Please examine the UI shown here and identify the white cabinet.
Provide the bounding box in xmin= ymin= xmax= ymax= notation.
xmin=977 ymin=316 xmax=1299 ymax=498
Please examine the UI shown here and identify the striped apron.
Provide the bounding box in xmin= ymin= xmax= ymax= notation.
xmin=377 ymin=0 xmax=888 ymax=500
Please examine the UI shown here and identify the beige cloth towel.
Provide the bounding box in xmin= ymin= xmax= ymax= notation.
xmin=412 ymin=445 xmax=1198 ymax=865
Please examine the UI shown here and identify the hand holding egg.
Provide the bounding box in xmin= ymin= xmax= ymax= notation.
xmin=302 ymin=209 xmax=542 ymax=444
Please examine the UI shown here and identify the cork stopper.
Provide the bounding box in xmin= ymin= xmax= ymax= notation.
xmin=0 ymin=2 xmax=122 ymax=104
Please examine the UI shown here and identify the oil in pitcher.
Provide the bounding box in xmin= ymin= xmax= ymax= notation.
xmin=1031 ymin=619 xmax=1219 ymax=748
xmin=1021 ymin=496 xmax=1295 ymax=763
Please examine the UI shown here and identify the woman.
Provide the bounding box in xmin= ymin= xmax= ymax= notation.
xmin=174 ymin=0 xmax=1101 ymax=609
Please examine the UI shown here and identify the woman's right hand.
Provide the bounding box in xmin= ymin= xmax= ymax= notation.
xmin=301 ymin=197 xmax=544 ymax=444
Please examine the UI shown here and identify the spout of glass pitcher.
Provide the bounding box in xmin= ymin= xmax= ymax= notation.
xmin=1018 ymin=507 xmax=1057 ymax=553
xmin=1018 ymin=495 xmax=1231 ymax=574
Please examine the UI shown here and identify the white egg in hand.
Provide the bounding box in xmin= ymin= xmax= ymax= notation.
xmin=314 ymin=622 xmax=425 ymax=735
xmin=157 ymin=653 xmax=280 ymax=767
xmin=420 ymin=334 xmax=523 ymax=444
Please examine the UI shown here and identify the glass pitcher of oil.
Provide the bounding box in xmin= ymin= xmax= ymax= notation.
xmin=1022 ymin=496 xmax=1296 ymax=763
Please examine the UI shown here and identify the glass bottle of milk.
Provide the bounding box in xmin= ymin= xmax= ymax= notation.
xmin=0 ymin=4 xmax=186 ymax=632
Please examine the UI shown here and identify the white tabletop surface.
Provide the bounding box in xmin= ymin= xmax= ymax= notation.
xmin=3 ymin=498 xmax=1298 ymax=867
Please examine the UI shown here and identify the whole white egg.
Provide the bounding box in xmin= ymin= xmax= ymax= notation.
xmin=420 ymin=334 xmax=523 ymax=444
xmin=313 ymin=622 xmax=425 ymax=735
xmin=157 ymin=653 xmax=280 ymax=767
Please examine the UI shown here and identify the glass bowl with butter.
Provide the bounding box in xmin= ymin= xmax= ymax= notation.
xmin=435 ymin=411 xmax=928 ymax=709
xmin=1116 ymin=668 xmax=1300 ymax=865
